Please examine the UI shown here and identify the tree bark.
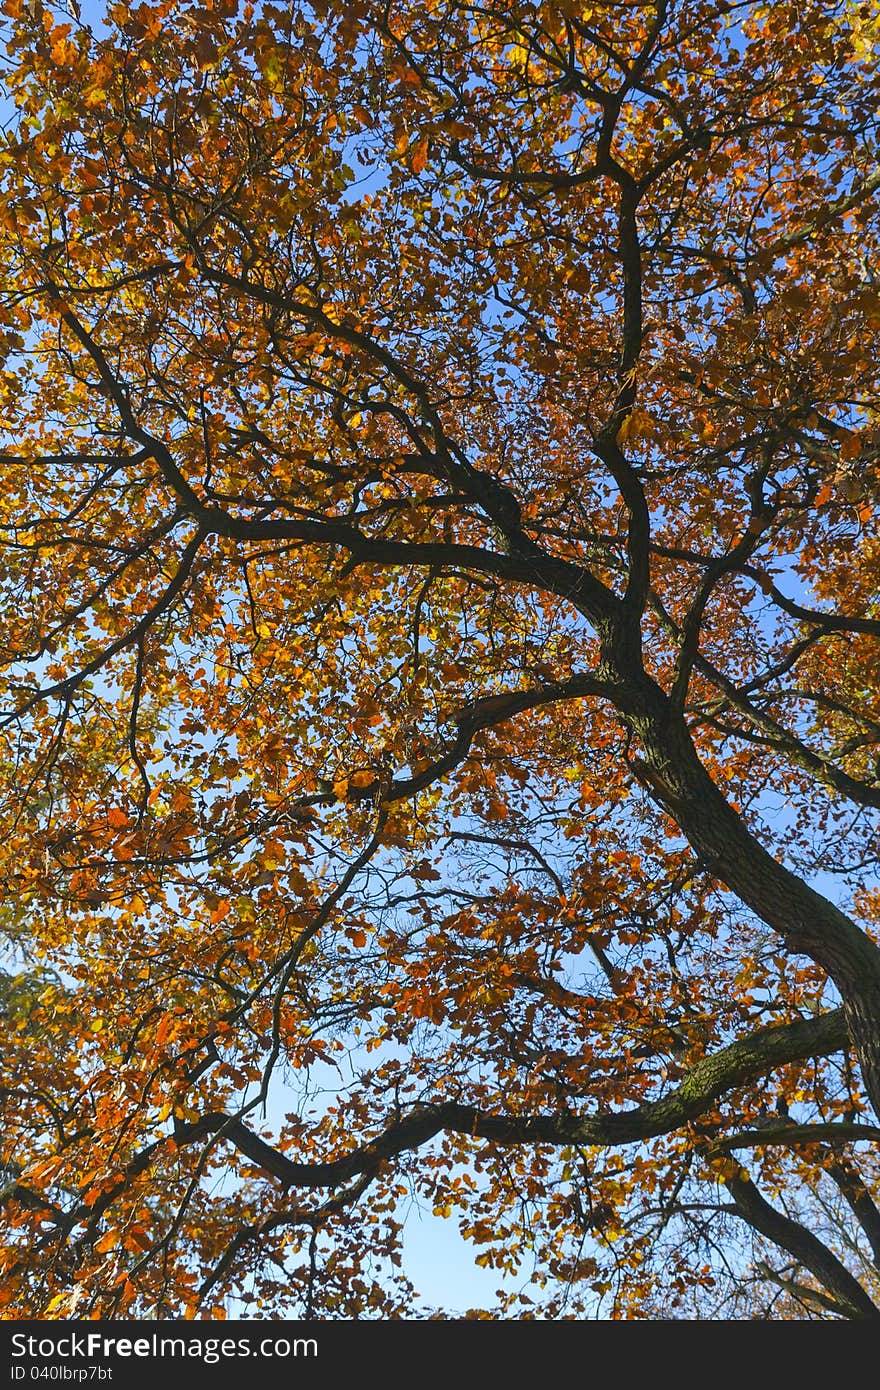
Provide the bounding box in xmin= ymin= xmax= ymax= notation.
xmin=598 ymin=643 xmax=880 ymax=1122
xmin=726 ymin=1172 xmax=880 ymax=1320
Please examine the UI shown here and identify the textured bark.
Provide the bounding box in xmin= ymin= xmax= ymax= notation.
xmin=647 ymin=732 xmax=880 ymax=1124
xmin=596 ymin=653 xmax=880 ymax=1123
xmin=164 ymin=1008 xmax=847 ymax=1189
xmin=827 ymin=1160 xmax=880 ymax=1272
xmin=726 ymin=1173 xmax=880 ymax=1320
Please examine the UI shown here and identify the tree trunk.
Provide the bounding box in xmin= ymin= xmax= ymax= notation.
xmin=726 ymin=1172 xmax=880 ymax=1319
xmin=610 ymin=666 xmax=880 ymax=1120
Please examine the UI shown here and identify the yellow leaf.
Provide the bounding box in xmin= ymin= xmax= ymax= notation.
xmin=617 ymin=408 xmax=652 ymax=446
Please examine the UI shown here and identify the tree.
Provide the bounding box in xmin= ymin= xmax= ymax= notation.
xmin=0 ymin=0 xmax=879 ymax=1319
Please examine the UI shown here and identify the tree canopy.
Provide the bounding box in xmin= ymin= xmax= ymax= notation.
xmin=1 ymin=0 xmax=880 ymax=1320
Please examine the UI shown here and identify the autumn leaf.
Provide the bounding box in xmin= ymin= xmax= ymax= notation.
xmin=410 ymin=137 xmax=430 ymax=174
xmin=0 ymin=0 xmax=879 ymax=1326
